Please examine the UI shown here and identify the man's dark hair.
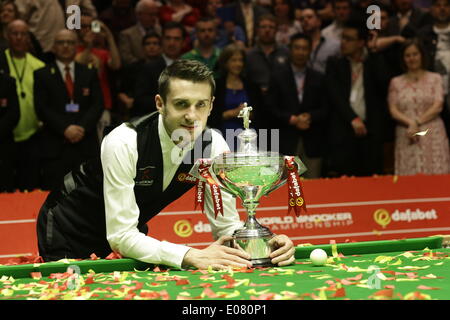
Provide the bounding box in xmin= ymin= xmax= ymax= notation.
xmin=399 ymin=38 xmax=429 ymax=72
xmin=302 ymin=6 xmax=321 ymax=20
xmin=162 ymin=21 xmax=187 ymax=39
xmin=158 ymin=59 xmax=216 ymax=102
xmin=373 ymin=1 xmax=392 ymax=13
xmin=343 ymin=18 xmax=369 ymax=41
xmin=142 ymin=31 xmax=161 ymax=46
xmin=257 ymin=13 xmax=278 ymax=27
xmin=270 ymin=0 xmax=296 ymax=21
xmin=289 ymin=32 xmax=312 ymax=48
xmin=332 ymin=0 xmax=352 ymax=7
xmin=196 ymin=16 xmax=217 ymax=26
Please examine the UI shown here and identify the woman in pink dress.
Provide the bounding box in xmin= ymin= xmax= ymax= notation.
xmin=388 ymin=39 xmax=450 ymax=175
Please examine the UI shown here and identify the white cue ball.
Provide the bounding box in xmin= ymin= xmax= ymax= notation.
xmin=310 ymin=249 xmax=328 ymax=266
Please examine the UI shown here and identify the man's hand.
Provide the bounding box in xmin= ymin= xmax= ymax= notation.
xmin=290 ymin=113 xmax=311 ymax=130
xmin=296 ymin=112 xmax=311 ymax=130
xmin=268 ymin=234 xmax=295 ymax=266
xmin=182 ymin=235 xmax=252 ymax=270
xmin=64 ymin=125 xmax=85 ymax=143
xmin=351 ymin=117 xmax=367 ymax=137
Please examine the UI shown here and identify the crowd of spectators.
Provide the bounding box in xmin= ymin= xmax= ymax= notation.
xmin=0 ymin=0 xmax=449 ymax=193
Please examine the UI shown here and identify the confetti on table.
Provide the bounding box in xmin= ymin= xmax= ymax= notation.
xmin=330 ymin=240 xmax=340 ymax=260
xmin=403 ymin=291 xmax=431 ymax=300
xmin=416 ymin=285 xmax=440 ymax=290
xmin=30 ymin=272 xmax=42 ymax=280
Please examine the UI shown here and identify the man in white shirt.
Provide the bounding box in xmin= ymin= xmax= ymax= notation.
xmin=36 ymin=59 xmax=295 ymax=270
xmin=321 ymin=0 xmax=352 ymax=43
xmin=299 ymin=7 xmax=340 ymax=74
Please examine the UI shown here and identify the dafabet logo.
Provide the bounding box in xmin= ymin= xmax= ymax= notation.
xmin=374 ymin=208 xmax=438 ymax=228
xmin=173 ymin=220 xmax=193 ymax=238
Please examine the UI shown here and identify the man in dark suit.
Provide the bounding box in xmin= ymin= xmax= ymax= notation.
xmin=387 ymin=0 xmax=431 ymax=38
xmin=0 ymin=73 xmax=20 ymax=192
xmin=418 ymin=0 xmax=450 ymax=138
xmin=222 ymin=0 xmax=268 ymax=48
xmin=132 ymin=22 xmax=186 ymax=118
xmin=117 ymin=31 xmax=162 ymax=121
xmin=325 ymin=20 xmax=390 ymax=177
xmin=34 ymin=29 xmax=104 ymax=191
xmin=264 ymin=33 xmax=328 ymax=179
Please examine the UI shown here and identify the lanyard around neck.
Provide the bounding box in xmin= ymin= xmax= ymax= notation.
xmin=10 ymin=54 xmax=27 ymax=98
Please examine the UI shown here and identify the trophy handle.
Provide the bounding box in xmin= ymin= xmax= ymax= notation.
xmin=189 ymin=159 xmax=239 ymax=197
xmin=263 ymin=156 xmax=307 ymax=196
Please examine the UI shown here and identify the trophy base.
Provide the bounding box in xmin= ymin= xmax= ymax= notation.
xmin=251 ymin=258 xmax=275 ymax=268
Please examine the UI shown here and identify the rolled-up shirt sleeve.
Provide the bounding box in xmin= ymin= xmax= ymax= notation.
xmin=101 ymin=124 xmax=191 ymax=268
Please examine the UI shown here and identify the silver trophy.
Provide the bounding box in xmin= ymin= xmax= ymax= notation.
xmin=190 ymin=104 xmax=307 ymax=267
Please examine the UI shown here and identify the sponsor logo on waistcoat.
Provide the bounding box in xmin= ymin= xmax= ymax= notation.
xmin=135 ymin=166 xmax=155 ymax=186
xmin=177 ymin=173 xmax=198 ymax=184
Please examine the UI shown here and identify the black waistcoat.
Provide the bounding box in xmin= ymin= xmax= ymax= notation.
xmin=43 ymin=111 xmax=212 ymax=258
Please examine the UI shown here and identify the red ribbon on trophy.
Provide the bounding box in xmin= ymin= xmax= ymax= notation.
xmin=194 ymin=180 xmax=205 ymax=213
xmin=197 ymin=159 xmax=224 ymax=218
xmin=285 ymin=156 xmax=307 ymax=216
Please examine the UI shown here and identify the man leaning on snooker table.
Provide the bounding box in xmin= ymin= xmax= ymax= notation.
xmin=35 ymin=59 xmax=295 ymax=270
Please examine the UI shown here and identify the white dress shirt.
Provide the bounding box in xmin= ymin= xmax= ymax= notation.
xmin=55 ymin=60 xmax=75 ymax=83
xmin=162 ymin=54 xmax=175 ymax=67
xmin=291 ymin=64 xmax=306 ymax=104
xmin=101 ymin=115 xmax=243 ymax=269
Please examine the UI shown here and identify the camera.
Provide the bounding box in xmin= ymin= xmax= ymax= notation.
xmin=91 ymin=21 xmax=101 ymax=33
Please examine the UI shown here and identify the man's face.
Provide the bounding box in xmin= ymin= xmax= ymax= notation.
xmin=206 ymin=0 xmax=222 ymax=16
xmin=0 ymin=3 xmax=16 ymax=25
xmin=299 ymin=9 xmax=321 ymax=33
xmin=273 ymin=0 xmax=290 ymax=18
xmin=162 ymin=28 xmax=184 ymax=59
xmin=334 ymin=1 xmax=351 ymax=23
xmin=137 ymin=5 xmax=159 ymax=29
xmin=380 ymin=10 xmax=390 ymax=31
xmin=340 ymin=28 xmax=364 ymax=57
xmin=53 ymin=31 xmax=77 ymax=62
xmin=6 ymin=21 xmax=29 ymax=55
xmin=290 ymin=38 xmax=311 ymax=68
xmin=79 ymin=15 xmax=93 ymax=39
xmin=432 ymin=0 xmax=450 ymax=24
xmin=257 ymin=19 xmax=277 ymax=44
xmin=143 ymin=36 xmax=161 ymax=58
xmin=196 ymin=20 xmax=217 ymax=47
xmin=156 ymin=78 xmax=214 ymax=144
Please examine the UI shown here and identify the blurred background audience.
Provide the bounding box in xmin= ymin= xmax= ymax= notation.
xmin=0 ymin=0 xmax=447 ymax=193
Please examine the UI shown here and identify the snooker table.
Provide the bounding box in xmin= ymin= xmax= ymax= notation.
xmin=1 ymin=236 xmax=449 ymax=302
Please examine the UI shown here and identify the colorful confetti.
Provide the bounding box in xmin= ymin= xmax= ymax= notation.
xmin=1 ymin=245 xmax=449 ymax=300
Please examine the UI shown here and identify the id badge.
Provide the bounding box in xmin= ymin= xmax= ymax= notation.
xmin=65 ymin=102 xmax=80 ymax=113
xmin=350 ymin=89 xmax=358 ymax=104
